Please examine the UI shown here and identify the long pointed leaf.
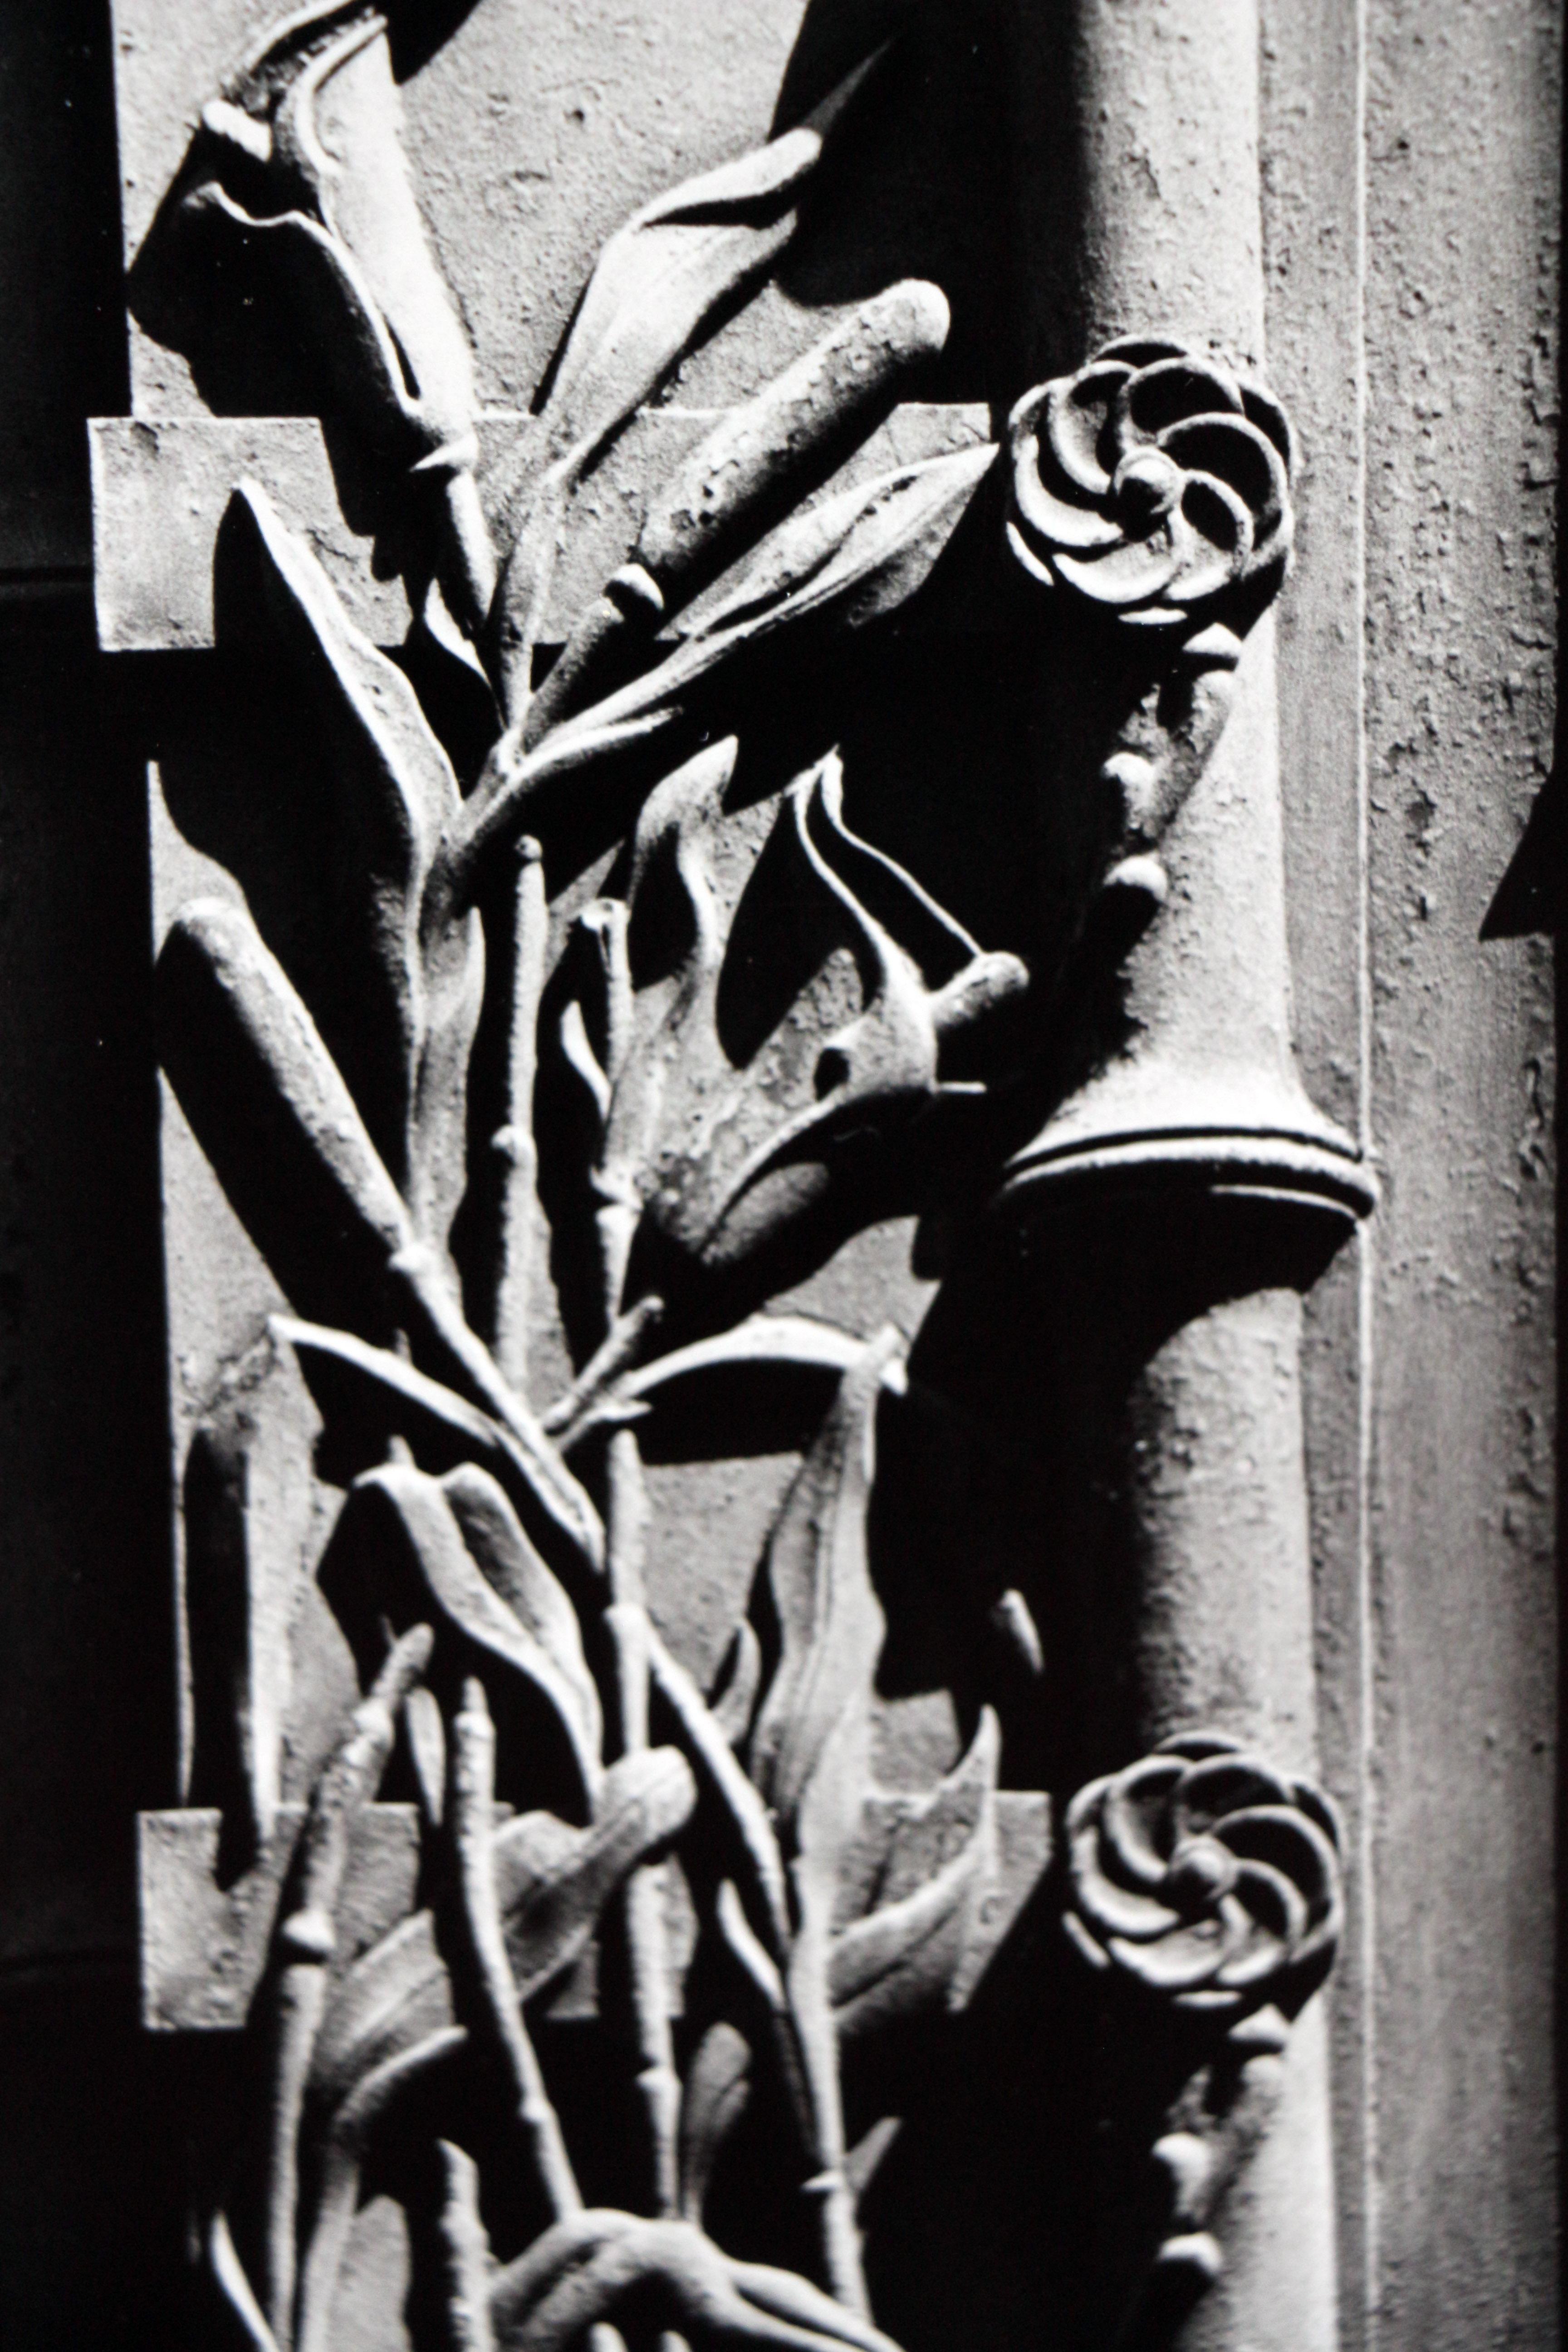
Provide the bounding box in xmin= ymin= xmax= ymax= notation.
xmin=273 ymin=1314 xmax=605 ymax=1575
xmin=532 ymin=50 xmax=888 ymax=473
xmin=485 ymin=444 xmax=999 ymax=853
xmin=441 ymin=1463 xmax=601 ymax=1764
xmin=233 ymin=482 xmax=482 ymax=1245
xmin=671 ymin=444 xmax=997 ymax=648
xmin=311 ymin=1908 xmax=455 ymax=2102
xmin=678 ymin=2022 xmax=752 ymax=2225
xmin=828 ymin=1711 xmax=1000 ymax=2038
xmin=355 ymin=1462 xmax=603 ymax=1798
xmin=495 ymin=1747 xmax=696 ymax=2001
xmin=234 ymin=477 xmax=458 ymax=862
xmin=748 ymin=1332 xmax=903 ymax=1833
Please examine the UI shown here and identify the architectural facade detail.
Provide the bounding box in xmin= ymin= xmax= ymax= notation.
xmin=94 ymin=3 xmax=1384 ymax=2348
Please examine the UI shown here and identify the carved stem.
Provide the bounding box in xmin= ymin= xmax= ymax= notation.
xmin=587 ymin=905 xmax=682 ymax=2218
xmin=789 ymin=1917 xmax=869 ymax=2318
xmin=492 ymin=836 xmax=549 ymax=1393
xmin=437 ymin=2141 xmax=500 ymax=2352
xmin=605 ymin=1420 xmax=681 ymax=2216
xmin=264 ymin=1625 xmax=433 ymax=2349
xmin=452 ymin=1679 xmax=583 ymax=2224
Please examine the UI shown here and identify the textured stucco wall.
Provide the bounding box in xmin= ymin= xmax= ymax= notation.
xmin=1268 ymin=4 xmax=1561 ymax=2343
xmin=1361 ymin=5 xmax=1560 ymax=2343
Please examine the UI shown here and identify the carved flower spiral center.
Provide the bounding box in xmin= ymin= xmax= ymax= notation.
xmin=1114 ymin=447 xmax=1182 ymax=526
xmin=1163 ymin=1835 xmax=1239 ymax=1912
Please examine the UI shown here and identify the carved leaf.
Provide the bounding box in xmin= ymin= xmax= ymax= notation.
xmin=624 ymin=1314 xmax=893 ymax=1397
xmin=495 ymin=1747 xmax=696 ymax=2001
xmin=232 ymin=482 xmax=483 ymax=1250
xmin=748 ymin=1333 xmax=902 ymax=1838
xmin=471 ymin=441 xmax=1002 ymax=886
xmin=675 ymin=442 xmax=997 ymax=645
xmin=273 ymin=1315 xmax=605 ymax=1576
xmin=234 ymin=476 xmax=457 ymax=854
xmin=440 ymin=1463 xmax=601 ymax=1759
xmin=562 ymin=444 xmax=999 ymax=750
xmin=678 ymin=2020 xmax=753 ymax=2225
xmin=311 ymin=1907 xmax=455 ymax=2104
xmin=352 ymin=1461 xmax=603 ymax=1798
xmin=828 ymin=1711 xmax=1000 ymax=2038
xmin=529 ymin=51 xmax=886 ymax=476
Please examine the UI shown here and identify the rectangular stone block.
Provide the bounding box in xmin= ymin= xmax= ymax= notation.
xmin=138 ymin=1801 xmax=422 ymax=2032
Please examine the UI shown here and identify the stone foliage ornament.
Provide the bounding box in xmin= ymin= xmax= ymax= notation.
xmin=111 ymin=5 xmax=1357 ymax=2349
xmin=143 ymin=12 xmax=1040 ymax=2352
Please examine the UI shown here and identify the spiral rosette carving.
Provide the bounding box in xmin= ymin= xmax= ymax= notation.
xmin=1063 ymin=1731 xmax=1343 ymax=2017
xmin=1007 ymin=340 xmax=1296 ymax=626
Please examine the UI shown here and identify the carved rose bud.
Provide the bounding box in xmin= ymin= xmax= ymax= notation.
xmin=1063 ymin=1732 xmax=1342 ymax=2014
xmin=1007 ymin=340 xmax=1295 ymax=625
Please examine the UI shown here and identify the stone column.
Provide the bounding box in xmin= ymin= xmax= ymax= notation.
xmin=998 ymin=6 xmax=1376 ymax=2346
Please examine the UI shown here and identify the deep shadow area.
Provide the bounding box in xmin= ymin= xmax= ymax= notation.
xmin=770 ymin=0 xmax=1019 ymax=401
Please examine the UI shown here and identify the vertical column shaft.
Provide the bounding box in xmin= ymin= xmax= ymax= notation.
xmin=1000 ymin=4 xmax=1372 ymax=2345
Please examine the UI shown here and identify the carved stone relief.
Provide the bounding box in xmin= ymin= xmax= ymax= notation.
xmin=94 ymin=5 xmax=1377 ymax=2349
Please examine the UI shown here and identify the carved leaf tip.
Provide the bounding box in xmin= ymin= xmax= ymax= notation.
xmin=529 ymin=39 xmax=899 ymax=480
xmin=223 ymin=481 xmax=487 ymax=1248
xmin=231 ymin=480 xmax=461 ymax=852
xmin=348 ymin=1458 xmax=605 ymax=1803
xmin=827 ymin=1706 xmax=1002 ymax=2039
xmin=748 ymin=1331 xmax=902 ymax=1839
xmin=498 ymin=1746 xmax=696 ymax=2003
